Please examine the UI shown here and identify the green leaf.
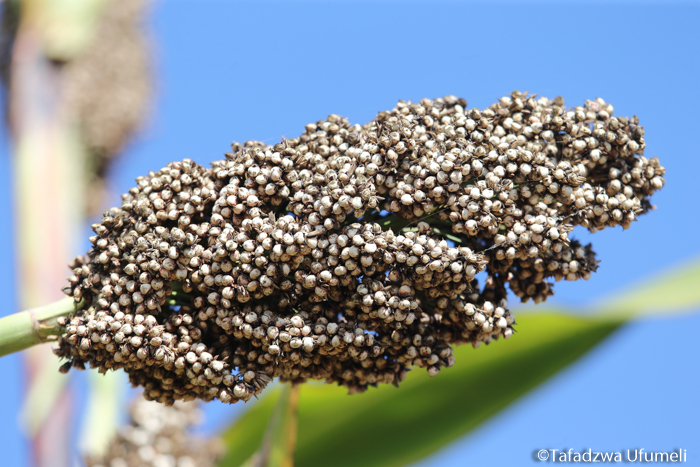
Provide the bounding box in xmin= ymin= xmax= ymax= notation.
xmin=593 ymin=256 xmax=700 ymax=318
xmin=219 ymin=313 xmax=621 ymax=467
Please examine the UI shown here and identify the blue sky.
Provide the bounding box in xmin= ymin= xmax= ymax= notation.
xmin=1 ymin=1 xmax=699 ymax=465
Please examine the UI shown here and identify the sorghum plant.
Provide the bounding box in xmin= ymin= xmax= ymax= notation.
xmin=53 ymin=91 xmax=665 ymax=405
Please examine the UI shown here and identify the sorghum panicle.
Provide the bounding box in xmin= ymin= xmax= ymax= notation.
xmin=55 ymin=91 xmax=665 ymax=404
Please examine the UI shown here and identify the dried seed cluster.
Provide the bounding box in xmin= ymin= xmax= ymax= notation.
xmin=0 ymin=0 xmax=152 ymax=216
xmin=85 ymin=396 xmax=222 ymax=467
xmin=56 ymin=91 xmax=665 ymax=404
xmin=63 ymin=0 xmax=152 ymax=216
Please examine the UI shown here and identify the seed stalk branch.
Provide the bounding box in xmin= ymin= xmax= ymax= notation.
xmin=244 ymin=383 xmax=300 ymax=467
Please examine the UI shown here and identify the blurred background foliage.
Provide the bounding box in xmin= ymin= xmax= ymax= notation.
xmin=0 ymin=1 xmax=698 ymax=466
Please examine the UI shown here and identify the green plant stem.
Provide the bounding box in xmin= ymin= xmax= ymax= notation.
xmin=0 ymin=297 xmax=83 ymax=358
xmin=241 ymin=383 xmax=300 ymax=467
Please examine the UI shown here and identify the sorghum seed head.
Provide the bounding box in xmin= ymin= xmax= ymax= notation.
xmin=57 ymin=92 xmax=664 ymax=403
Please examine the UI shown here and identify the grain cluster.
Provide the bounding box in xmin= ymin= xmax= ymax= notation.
xmin=85 ymin=397 xmax=221 ymax=467
xmin=56 ymin=92 xmax=665 ymax=404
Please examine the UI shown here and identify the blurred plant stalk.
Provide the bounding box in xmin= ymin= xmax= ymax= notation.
xmin=8 ymin=4 xmax=92 ymax=467
xmin=245 ymin=384 xmax=300 ymax=467
xmin=2 ymin=0 xmax=152 ymax=465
